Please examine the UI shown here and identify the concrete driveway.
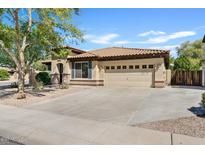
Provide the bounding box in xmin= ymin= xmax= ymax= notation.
xmin=24 ymin=86 xmax=204 ymax=125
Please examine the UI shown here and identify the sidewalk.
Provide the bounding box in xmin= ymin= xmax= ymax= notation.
xmin=0 ymin=104 xmax=204 ymax=145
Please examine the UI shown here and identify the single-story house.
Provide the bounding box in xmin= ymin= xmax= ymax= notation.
xmin=42 ymin=46 xmax=171 ymax=88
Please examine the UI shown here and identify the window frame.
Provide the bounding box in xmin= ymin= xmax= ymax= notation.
xmin=105 ymin=66 xmax=110 ymax=70
xmin=142 ymin=65 xmax=147 ymax=69
xmin=73 ymin=61 xmax=91 ymax=79
xmin=135 ymin=65 xmax=140 ymax=69
xmin=111 ymin=66 xmax=115 ymax=70
xmin=148 ymin=64 xmax=154 ymax=69
xmin=122 ymin=65 xmax=127 ymax=69
xmin=117 ymin=66 xmax=121 ymax=69
xmin=129 ymin=65 xmax=134 ymax=69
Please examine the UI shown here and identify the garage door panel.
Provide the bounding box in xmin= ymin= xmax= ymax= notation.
xmin=105 ymin=71 xmax=153 ymax=87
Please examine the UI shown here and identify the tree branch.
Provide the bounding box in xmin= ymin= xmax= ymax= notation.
xmin=0 ymin=40 xmax=19 ymax=69
xmin=14 ymin=8 xmax=20 ymax=51
xmin=20 ymin=8 xmax=32 ymax=52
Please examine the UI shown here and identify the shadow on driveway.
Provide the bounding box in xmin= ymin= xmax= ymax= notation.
xmin=188 ymin=106 xmax=205 ymax=117
xmin=171 ymin=85 xmax=205 ymax=90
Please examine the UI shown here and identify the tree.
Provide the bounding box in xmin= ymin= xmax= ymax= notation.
xmin=0 ymin=51 xmax=15 ymax=68
xmin=174 ymin=39 xmax=205 ymax=70
xmin=174 ymin=56 xmax=201 ymax=71
xmin=32 ymin=61 xmax=47 ymax=71
xmin=0 ymin=9 xmax=83 ymax=98
xmin=169 ymin=56 xmax=175 ymax=70
xmin=176 ymin=40 xmax=205 ymax=59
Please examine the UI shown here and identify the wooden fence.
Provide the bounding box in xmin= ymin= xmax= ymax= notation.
xmin=171 ymin=70 xmax=202 ymax=86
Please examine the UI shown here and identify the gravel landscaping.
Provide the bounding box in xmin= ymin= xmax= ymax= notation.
xmin=0 ymin=136 xmax=22 ymax=145
xmin=136 ymin=116 xmax=205 ymax=138
xmin=0 ymin=86 xmax=71 ymax=107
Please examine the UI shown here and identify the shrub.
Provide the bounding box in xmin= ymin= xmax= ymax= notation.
xmin=202 ymin=92 xmax=205 ymax=108
xmin=0 ymin=69 xmax=10 ymax=81
xmin=32 ymin=61 xmax=46 ymax=71
xmin=35 ymin=72 xmax=51 ymax=85
xmin=33 ymin=81 xmax=44 ymax=92
xmin=59 ymin=83 xmax=69 ymax=89
xmin=10 ymin=82 xmax=18 ymax=88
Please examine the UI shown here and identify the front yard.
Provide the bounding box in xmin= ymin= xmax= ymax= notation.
xmin=0 ymin=85 xmax=71 ymax=107
xmin=0 ymin=84 xmax=205 ymax=141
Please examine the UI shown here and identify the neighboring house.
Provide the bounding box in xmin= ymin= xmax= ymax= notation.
xmin=44 ymin=46 xmax=171 ymax=88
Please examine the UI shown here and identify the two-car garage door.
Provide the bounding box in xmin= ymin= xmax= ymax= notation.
xmin=104 ymin=70 xmax=154 ymax=87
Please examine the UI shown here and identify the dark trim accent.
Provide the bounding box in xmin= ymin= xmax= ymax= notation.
xmin=70 ymin=83 xmax=104 ymax=86
xmin=70 ymin=79 xmax=104 ymax=82
xmin=42 ymin=61 xmax=51 ymax=64
xmin=155 ymin=81 xmax=165 ymax=83
xmin=62 ymin=73 xmax=70 ymax=75
xmin=69 ymin=57 xmax=97 ymax=62
xmin=51 ymin=73 xmax=59 ymax=75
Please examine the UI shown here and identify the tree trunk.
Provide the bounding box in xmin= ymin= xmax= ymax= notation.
xmin=17 ymin=50 xmax=26 ymax=99
xmin=17 ymin=69 xmax=26 ymax=99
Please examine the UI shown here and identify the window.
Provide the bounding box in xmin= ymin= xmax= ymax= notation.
xmin=106 ymin=66 xmax=110 ymax=70
xmin=148 ymin=65 xmax=154 ymax=69
xmin=142 ymin=65 xmax=147 ymax=69
xmin=129 ymin=65 xmax=133 ymax=69
xmin=82 ymin=62 xmax=89 ymax=78
xmin=117 ymin=66 xmax=121 ymax=69
xmin=47 ymin=64 xmax=51 ymax=71
xmin=135 ymin=65 xmax=139 ymax=69
xmin=122 ymin=66 xmax=127 ymax=69
xmin=73 ymin=62 xmax=91 ymax=79
xmin=111 ymin=66 xmax=115 ymax=69
xmin=75 ymin=63 xmax=82 ymax=78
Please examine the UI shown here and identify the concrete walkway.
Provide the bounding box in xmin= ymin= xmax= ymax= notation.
xmin=0 ymin=104 xmax=205 ymax=144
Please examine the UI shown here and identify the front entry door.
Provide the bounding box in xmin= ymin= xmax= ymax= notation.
xmin=57 ymin=63 xmax=63 ymax=84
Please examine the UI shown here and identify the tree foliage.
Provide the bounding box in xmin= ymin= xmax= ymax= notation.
xmin=0 ymin=8 xmax=83 ymax=98
xmin=177 ymin=40 xmax=205 ymax=59
xmin=0 ymin=51 xmax=15 ymax=68
xmin=32 ymin=61 xmax=47 ymax=71
xmin=52 ymin=49 xmax=71 ymax=59
xmin=174 ymin=56 xmax=201 ymax=71
xmin=173 ymin=39 xmax=205 ymax=71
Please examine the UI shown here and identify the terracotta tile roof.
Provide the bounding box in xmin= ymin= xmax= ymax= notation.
xmin=52 ymin=46 xmax=86 ymax=54
xmin=68 ymin=47 xmax=169 ymax=59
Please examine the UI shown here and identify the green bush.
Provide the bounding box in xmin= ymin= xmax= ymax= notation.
xmin=59 ymin=83 xmax=69 ymax=89
xmin=0 ymin=69 xmax=10 ymax=81
xmin=202 ymin=92 xmax=205 ymax=108
xmin=35 ymin=72 xmax=51 ymax=85
xmin=32 ymin=61 xmax=46 ymax=71
xmin=33 ymin=81 xmax=44 ymax=92
xmin=10 ymin=82 xmax=18 ymax=88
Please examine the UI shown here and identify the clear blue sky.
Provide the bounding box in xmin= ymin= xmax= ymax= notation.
xmin=71 ymin=8 xmax=205 ymax=57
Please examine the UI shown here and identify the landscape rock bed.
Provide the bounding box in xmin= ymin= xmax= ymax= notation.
xmin=0 ymin=86 xmax=70 ymax=107
xmin=0 ymin=136 xmax=22 ymax=145
xmin=136 ymin=116 xmax=205 ymax=138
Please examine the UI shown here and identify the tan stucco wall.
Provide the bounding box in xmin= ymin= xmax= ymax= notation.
xmin=51 ymin=59 xmax=70 ymax=84
xmin=98 ymin=58 xmax=165 ymax=76
xmin=166 ymin=69 xmax=171 ymax=85
xmin=51 ymin=57 xmax=168 ymax=87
